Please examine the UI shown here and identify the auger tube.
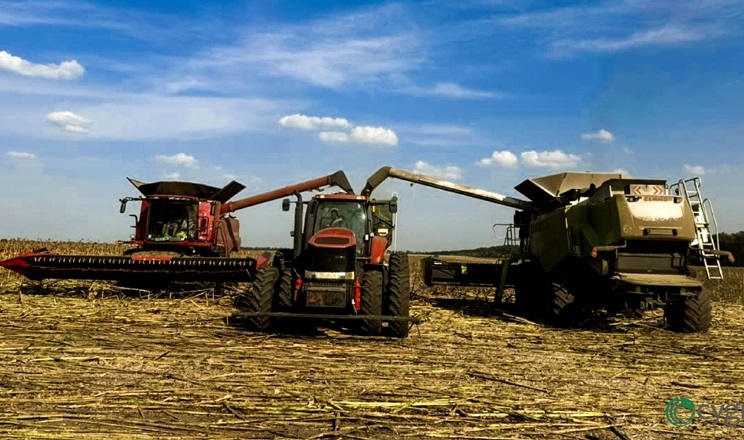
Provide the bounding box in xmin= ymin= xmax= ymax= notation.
xmin=220 ymin=170 xmax=354 ymax=214
xmin=362 ymin=166 xmax=534 ymax=211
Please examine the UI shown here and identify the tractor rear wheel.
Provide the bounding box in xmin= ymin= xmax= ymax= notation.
xmin=665 ymin=290 xmax=712 ymax=333
xmin=385 ymin=253 xmax=411 ymax=338
xmin=235 ymin=266 xmax=279 ymax=332
xmin=360 ymin=268 xmax=383 ymax=336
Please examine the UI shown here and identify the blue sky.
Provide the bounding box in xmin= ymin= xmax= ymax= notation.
xmin=1 ymin=0 xmax=743 ymax=251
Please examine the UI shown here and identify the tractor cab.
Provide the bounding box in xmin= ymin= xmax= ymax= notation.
xmin=297 ymin=193 xmax=398 ymax=260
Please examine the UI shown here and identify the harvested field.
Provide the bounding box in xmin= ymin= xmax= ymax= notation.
xmin=0 ymin=239 xmax=743 ymax=439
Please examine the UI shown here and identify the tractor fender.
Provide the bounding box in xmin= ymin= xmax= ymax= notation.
xmin=369 ymin=236 xmax=388 ymax=265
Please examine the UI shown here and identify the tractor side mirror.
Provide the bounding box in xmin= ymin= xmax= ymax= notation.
xmin=282 ymin=199 xmax=290 ymax=212
xmin=389 ymin=199 xmax=398 ymax=214
xmin=290 ymin=230 xmax=295 ymax=237
xmin=119 ymin=199 xmax=127 ymax=213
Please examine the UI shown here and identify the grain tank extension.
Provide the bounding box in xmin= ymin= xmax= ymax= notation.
xmin=364 ymin=167 xmax=735 ymax=333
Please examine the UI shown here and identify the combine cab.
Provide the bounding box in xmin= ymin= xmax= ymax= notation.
xmin=234 ymin=178 xmax=416 ymax=337
xmin=0 ymin=171 xmax=354 ymax=287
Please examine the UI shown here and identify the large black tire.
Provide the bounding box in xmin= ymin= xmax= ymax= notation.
xmin=541 ymin=283 xmax=578 ymax=328
xmin=385 ymin=253 xmax=411 ymax=338
xmin=274 ymin=267 xmax=293 ymax=310
xmin=360 ymin=269 xmax=383 ymax=336
xmin=235 ymin=266 xmax=279 ymax=332
xmin=665 ymin=290 xmax=712 ymax=333
xmin=513 ymin=262 xmax=549 ymax=317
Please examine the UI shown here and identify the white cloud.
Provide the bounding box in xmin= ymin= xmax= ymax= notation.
xmin=44 ymin=110 xmax=91 ymax=134
xmin=550 ymin=25 xmax=712 ymax=58
xmin=477 ymin=150 xmax=518 ymax=168
xmin=623 ymin=147 xmax=633 ymax=154
xmin=413 ymin=160 xmax=462 ymax=180
xmin=155 ymin=153 xmax=199 ymax=168
xmin=5 ymin=151 xmax=36 ymax=159
xmin=407 ymin=82 xmax=503 ymax=99
xmin=521 ymin=150 xmax=582 ymax=169
xmin=611 ymin=168 xmax=630 ymax=176
xmin=317 ymin=125 xmax=398 ymax=146
xmin=683 ymin=164 xmax=706 ymax=176
xmin=581 ymin=129 xmax=614 ymax=143
xmin=279 ymin=114 xmax=351 ymax=130
xmin=164 ymin=172 xmax=181 ymax=180
xmin=0 ymin=50 xmax=85 ymax=80
xmin=198 ymin=4 xmax=423 ymax=89
xmin=318 ymin=131 xmax=350 ymax=143
xmin=350 ymin=126 xmax=398 ymax=146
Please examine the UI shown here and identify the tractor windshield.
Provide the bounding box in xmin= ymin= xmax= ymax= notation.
xmin=315 ymin=201 xmax=367 ymax=255
xmin=145 ymin=199 xmax=199 ymax=242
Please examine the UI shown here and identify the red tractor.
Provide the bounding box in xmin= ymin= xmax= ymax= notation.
xmin=235 ymin=180 xmax=415 ymax=337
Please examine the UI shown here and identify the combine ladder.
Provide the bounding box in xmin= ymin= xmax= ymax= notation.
xmin=670 ymin=177 xmax=724 ymax=280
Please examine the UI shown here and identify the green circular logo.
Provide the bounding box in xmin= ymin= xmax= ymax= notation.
xmin=665 ymin=396 xmax=695 ymax=427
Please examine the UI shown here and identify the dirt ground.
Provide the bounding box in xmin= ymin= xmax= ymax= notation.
xmin=0 ymin=278 xmax=742 ymax=440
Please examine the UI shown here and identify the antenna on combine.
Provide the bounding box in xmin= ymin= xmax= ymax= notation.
xmin=391 ymin=191 xmax=399 ymax=252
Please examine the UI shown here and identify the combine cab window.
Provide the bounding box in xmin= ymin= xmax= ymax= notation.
xmin=146 ymin=200 xmax=199 ymax=242
xmin=315 ymin=202 xmax=367 ymax=255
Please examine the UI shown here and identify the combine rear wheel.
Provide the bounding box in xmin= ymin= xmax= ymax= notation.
xmin=360 ymin=269 xmax=383 ymax=336
xmin=384 ymin=253 xmax=411 ymax=338
xmin=665 ymin=290 xmax=712 ymax=333
xmin=235 ymin=266 xmax=279 ymax=332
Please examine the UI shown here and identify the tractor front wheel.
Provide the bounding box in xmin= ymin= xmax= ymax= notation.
xmin=235 ymin=266 xmax=279 ymax=332
xmin=384 ymin=253 xmax=411 ymax=338
xmin=665 ymin=290 xmax=712 ymax=333
xmin=360 ymin=269 xmax=383 ymax=336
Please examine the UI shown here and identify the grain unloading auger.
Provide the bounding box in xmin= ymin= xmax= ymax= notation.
xmin=0 ymin=171 xmax=354 ymax=285
xmin=359 ymin=166 xmax=735 ymax=333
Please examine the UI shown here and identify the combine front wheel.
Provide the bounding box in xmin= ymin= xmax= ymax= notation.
xmin=235 ymin=266 xmax=279 ymax=332
xmin=665 ymin=290 xmax=712 ymax=333
xmin=541 ymin=283 xmax=579 ymax=328
xmin=360 ymin=269 xmax=383 ymax=336
xmin=384 ymin=253 xmax=411 ymax=338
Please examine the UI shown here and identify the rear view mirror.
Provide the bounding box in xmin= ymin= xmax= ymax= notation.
xmin=282 ymin=199 xmax=290 ymax=211
xmin=119 ymin=199 xmax=127 ymax=213
xmin=389 ymin=199 xmax=398 ymax=214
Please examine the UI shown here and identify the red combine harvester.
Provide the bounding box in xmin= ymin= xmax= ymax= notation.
xmin=0 ymin=171 xmax=354 ymax=286
xmin=234 ymin=169 xmax=419 ymax=337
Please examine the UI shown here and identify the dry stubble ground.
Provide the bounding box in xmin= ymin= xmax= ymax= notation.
xmin=0 ymin=239 xmax=743 ymax=440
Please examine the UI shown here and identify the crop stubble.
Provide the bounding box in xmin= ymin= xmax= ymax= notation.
xmin=0 ymin=240 xmax=743 ymax=439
